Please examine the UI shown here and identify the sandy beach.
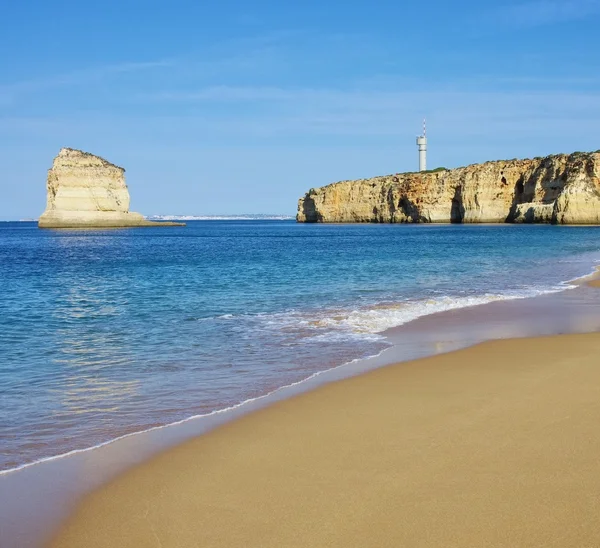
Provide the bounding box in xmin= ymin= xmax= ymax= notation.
xmin=50 ymin=331 xmax=600 ymax=547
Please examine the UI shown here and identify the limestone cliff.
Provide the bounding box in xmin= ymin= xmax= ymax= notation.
xmin=297 ymin=151 xmax=600 ymax=224
xmin=38 ymin=148 xmax=184 ymax=228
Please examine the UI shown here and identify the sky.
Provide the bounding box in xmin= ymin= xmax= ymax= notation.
xmin=1 ymin=0 xmax=599 ymax=219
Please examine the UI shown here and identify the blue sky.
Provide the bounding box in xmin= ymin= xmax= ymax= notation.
xmin=1 ymin=0 xmax=599 ymax=218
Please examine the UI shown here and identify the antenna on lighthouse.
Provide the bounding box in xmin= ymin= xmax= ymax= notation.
xmin=416 ymin=119 xmax=428 ymax=172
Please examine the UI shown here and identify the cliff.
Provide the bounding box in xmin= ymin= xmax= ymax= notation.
xmin=297 ymin=151 xmax=600 ymax=224
xmin=38 ymin=148 xmax=184 ymax=228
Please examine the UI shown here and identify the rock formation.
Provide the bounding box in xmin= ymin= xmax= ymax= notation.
xmin=297 ymin=151 xmax=600 ymax=224
xmin=38 ymin=148 xmax=184 ymax=228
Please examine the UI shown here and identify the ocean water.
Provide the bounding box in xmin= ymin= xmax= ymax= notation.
xmin=1 ymin=220 xmax=599 ymax=473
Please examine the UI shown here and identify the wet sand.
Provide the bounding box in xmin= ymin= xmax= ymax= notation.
xmin=50 ymin=331 xmax=600 ymax=548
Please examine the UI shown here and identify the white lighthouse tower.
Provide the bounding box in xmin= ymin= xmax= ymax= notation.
xmin=416 ymin=119 xmax=427 ymax=171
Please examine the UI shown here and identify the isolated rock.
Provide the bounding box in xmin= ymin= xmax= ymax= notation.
xmin=38 ymin=148 xmax=183 ymax=228
xmin=297 ymin=151 xmax=600 ymax=224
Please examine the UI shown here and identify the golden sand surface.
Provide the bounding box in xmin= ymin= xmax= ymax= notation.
xmin=586 ymin=267 xmax=600 ymax=288
xmin=50 ymin=333 xmax=600 ymax=548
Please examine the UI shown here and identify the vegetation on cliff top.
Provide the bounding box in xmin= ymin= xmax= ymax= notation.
xmin=403 ymin=167 xmax=448 ymax=175
xmin=60 ymin=147 xmax=125 ymax=171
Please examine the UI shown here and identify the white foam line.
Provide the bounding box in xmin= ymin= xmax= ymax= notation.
xmin=1 ymin=265 xmax=595 ymax=477
xmin=0 ymin=347 xmax=390 ymax=477
xmin=564 ymin=263 xmax=600 ymax=285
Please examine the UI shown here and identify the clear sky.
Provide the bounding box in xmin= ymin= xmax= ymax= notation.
xmin=1 ymin=0 xmax=599 ymax=219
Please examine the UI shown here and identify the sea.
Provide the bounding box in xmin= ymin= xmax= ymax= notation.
xmin=1 ymin=220 xmax=600 ymax=474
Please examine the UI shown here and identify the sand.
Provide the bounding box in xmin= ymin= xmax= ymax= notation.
xmin=50 ymin=333 xmax=600 ymax=548
xmin=586 ymin=267 xmax=600 ymax=288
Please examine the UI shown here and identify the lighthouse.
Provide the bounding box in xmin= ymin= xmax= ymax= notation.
xmin=416 ymin=119 xmax=427 ymax=172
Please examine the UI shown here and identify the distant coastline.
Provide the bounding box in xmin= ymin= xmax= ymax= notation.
xmin=145 ymin=214 xmax=295 ymax=221
xmin=1 ymin=215 xmax=295 ymax=222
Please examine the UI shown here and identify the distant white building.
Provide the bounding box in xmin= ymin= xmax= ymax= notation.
xmin=416 ymin=119 xmax=427 ymax=171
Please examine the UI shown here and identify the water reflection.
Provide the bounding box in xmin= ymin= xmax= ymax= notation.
xmin=52 ymin=293 xmax=137 ymax=410
xmin=53 ymin=376 xmax=138 ymax=416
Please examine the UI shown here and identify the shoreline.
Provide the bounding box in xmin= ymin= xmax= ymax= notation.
xmin=2 ymin=269 xmax=600 ymax=547
xmin=2 ymin=263 xmax=593 ymax=478
xmin=51 ymin=330 xmax=600 ymax=547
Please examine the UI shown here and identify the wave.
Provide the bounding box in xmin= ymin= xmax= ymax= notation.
xmin=303 ymin=287 xmax=569 ymax=336
xmin=181 ymin=283 xmax=578 ymax=347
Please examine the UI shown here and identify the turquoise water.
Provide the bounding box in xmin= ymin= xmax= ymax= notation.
xmin=1 ymin=221 xmax=599 ymax=472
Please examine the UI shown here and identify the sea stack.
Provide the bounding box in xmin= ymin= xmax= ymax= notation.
xmin=38 ymin=148 xmax=184 ymax=228
xmin=297 ymin=151 xmax=600 ymax=224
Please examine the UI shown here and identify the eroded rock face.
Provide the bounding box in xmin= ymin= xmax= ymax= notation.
xmin=38 ymin=148 xmax=183 ymax=228
xmin=297 ymin=152 xmax=600 ymax=224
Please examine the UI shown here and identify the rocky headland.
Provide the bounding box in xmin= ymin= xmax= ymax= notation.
xmin=297 ymin=151 xmax=600 ymax=224
xmin=38 ymin=148 xmax=184 ymax=228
